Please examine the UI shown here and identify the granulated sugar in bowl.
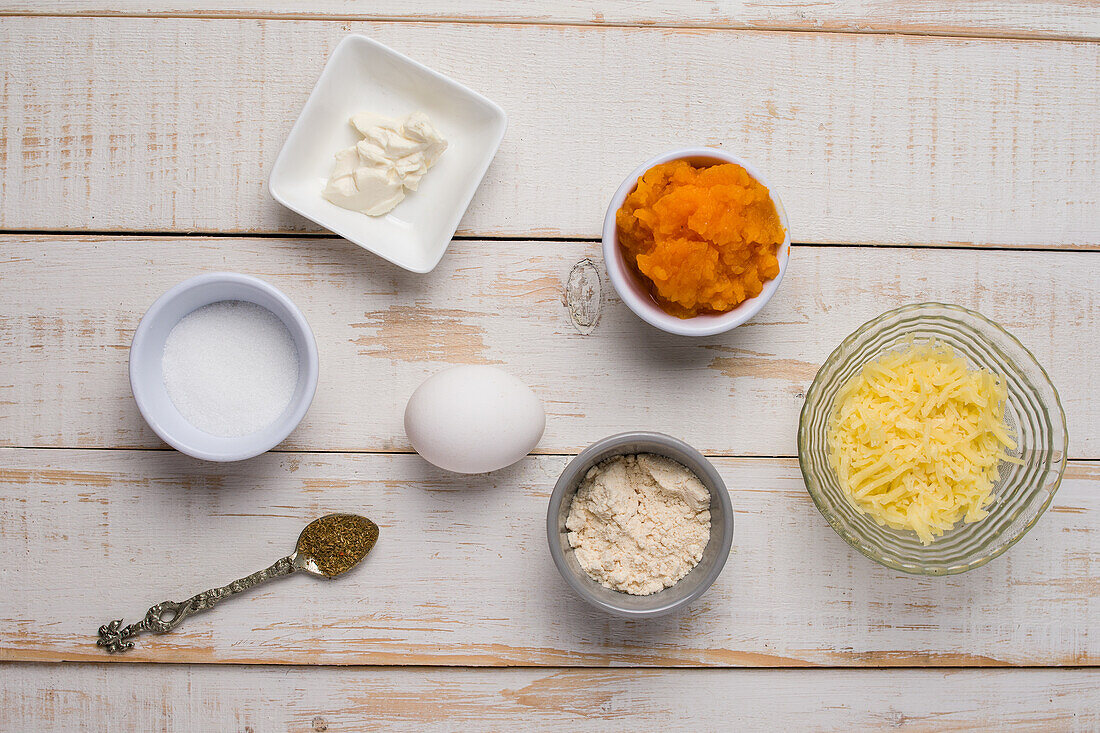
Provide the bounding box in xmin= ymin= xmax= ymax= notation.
xmin=129 ymin=272 xmax=319 ymax=462
xmin=162 ymin=301 xmax=299 ymax=438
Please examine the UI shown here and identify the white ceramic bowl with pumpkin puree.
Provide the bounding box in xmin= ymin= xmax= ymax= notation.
xmin=602 ymin=147 xmax=791 ymax=337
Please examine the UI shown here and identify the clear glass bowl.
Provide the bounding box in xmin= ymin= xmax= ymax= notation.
xmin=798 ymin=303 xmax=1068 ymax=575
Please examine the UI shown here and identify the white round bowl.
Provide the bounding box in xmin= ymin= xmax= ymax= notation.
xmin=602 ymin=147 xmax=792 ymax=337
xmin=129 ymin=272 xmax=319 ymax=462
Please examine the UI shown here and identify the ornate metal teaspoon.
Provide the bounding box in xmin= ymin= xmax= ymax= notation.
xmin=97 ymin=513 xmax=378 ymax=653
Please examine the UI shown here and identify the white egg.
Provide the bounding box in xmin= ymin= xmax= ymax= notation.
xmin=404 ymin=365 xmax=546 ymax=474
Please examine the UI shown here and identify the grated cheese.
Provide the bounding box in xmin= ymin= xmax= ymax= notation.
xmin=825 ymin=340 xmax=1020 ymax=544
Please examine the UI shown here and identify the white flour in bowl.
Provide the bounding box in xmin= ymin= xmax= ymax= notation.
xmin=565 ymin=453 xmax=711 ymax=595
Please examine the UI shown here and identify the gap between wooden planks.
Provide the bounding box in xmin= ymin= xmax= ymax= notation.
xmin=0 ymin=664 xmax=1096 ymax=730
xmin=0 ymin=449 xmax=1095 ymax=667
xmin=0 ymin=17 xmax=1097 ymax=245
xmin=0 ymin=0 xmax=1098 ymax=42
xmin=1 ymin=235 xmax=1096 ymax=457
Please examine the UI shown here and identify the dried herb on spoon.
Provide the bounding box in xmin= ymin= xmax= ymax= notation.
xmin=295 ymin=513 xmax=379 ymax=577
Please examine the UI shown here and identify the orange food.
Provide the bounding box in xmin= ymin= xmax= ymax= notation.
xmin=616 ymin=160 xmax=785 ymax=318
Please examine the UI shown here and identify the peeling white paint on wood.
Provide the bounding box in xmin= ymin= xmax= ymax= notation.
xmin=0 ymin=17 xmax=1097 ymax=246
xmin=2 ymin=0 xmax=1098 ymax=41
xmin=0 ymin=449 xmax=1095 ymax=666
xmin=1 ymin=664 xmax=1097 ymax=731
xmin=0 ymin=236 xmax=1095 ymax=457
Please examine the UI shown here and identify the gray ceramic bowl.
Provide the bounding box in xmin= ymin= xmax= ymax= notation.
xmin=547 ymin=432 xmax=734 ymax=618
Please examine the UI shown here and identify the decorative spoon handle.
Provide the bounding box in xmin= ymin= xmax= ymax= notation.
xmin=96 ymin=555 xmax=297 ymax=653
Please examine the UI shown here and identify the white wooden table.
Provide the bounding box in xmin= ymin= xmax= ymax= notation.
xmin=1 ymin=3 xmax=1098 ymax=730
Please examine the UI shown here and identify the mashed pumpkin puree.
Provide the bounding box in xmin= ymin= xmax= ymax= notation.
xmin=616 ymin=160 xmax=785 ymax=318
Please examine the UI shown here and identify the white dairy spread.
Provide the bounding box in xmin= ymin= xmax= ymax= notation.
xmin=323 ymin=111 xmax=447 ymax=216
xmin=565 ymin=453 xmax=712 ymax=596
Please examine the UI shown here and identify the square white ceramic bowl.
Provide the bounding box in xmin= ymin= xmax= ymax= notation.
xmin=269 ymin=35 xmax=507 ymax=273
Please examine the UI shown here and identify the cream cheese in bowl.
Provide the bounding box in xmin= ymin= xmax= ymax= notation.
xmin=267 ymin=34 xmax=507 ymax=273
xmin=323 ymin=111 xmax=447 ymax=216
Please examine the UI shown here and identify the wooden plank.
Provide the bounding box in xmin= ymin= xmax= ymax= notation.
xmin=1 ymin=235 xmax=1095 ymax=457
xmin=1 ymin=664 xmax=1097 ymax=731
xmin=0 ymin=449 xmax=1094 ymax=667
xmin=1 ymin=1 xmax=1098 ymax=42
xmin=1 ymin=18 xmax=1097 ymax=247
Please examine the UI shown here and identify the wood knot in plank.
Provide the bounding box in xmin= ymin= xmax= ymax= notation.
xmin=564 ymin=259 xmax=602 ymax=335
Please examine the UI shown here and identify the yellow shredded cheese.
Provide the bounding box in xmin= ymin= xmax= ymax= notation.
xmin=825 ymin=340 xmax=1020 ymax=545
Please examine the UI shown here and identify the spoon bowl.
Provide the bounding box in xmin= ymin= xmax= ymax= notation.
xmin=294 ymin=513 xmax=380 ymax=578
